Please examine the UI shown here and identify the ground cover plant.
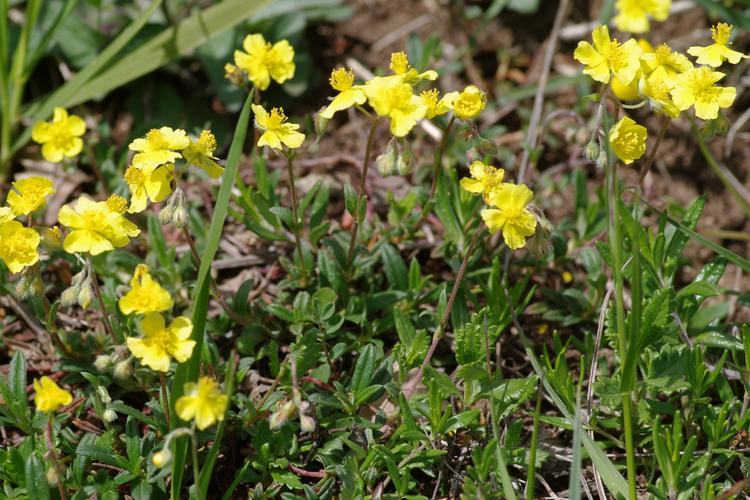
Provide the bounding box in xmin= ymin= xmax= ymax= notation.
xmin=1 ymin=0 xmax=750 ymax=498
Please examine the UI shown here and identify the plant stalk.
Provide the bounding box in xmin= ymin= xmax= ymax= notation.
xmin=428 ymin=115 xmax=455 ymax=201
xmin=45 ymin=412 xmax=68 ymax=500
xmin=637 ymin=115 xmax=670 ymax=184
xmin=285 ymin=153 xmax=305 ymax=273
xmin=160 ymin=371 xmax=171 ymax=431
xmin=88 ymin=259 xmax=117 ymax=342
xmin=346 ymin=118 xmax=379 ymax=267
xmin=526 ymin=376 xmax=543 ymax=500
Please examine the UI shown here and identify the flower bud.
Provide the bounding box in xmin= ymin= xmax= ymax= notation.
xmin=395 ymin=146 xmax=414 ymax=176
xmin=77 ymin=283 xmax=93 ymax=309
xmin=527 ymin=208 xmax=554 ymax=259
xmin=46 ymin=467 xmax=60 ymax=485
xmin=596 ymin=148 xmax=608 ymax=169
xmin=172 ymin=204 xmax=188 ymax=229
xmin=160 ymin=189 xmax=188 ymax=228
xmin=152 ymin=449 xmax=172 ymax=468
xmin=103 ymin=408 xmax=117 ymax=423
xmin=94 ymin=354 xmax=112 ymax=371
xmin=314 ymin=107 xmax=329 ymax=138
xmin=114 ymin=359 xmax=134 ymax=380
xmin=97 ymin=385 xmax=112 ymax=404
xmin=299 ymin=414 xmax=316 ymax=433
xmin=40 ymin=226 xmax=62 ymax=252
xmin=583 ymin=139 xmax=599 ymax=161
xmin=269 ymin=399 xmax=296 ymax=430
xmin=159 ymin=205 xmax=174 ymax=226
xmin=375 ymin=139 xmax=398 ymax=176
xmin=60 ymin=285 xmax=80 ymax=307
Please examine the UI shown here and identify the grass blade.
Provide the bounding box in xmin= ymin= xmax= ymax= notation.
xmin=64 ymin=0 xmax=272 ymax=108
xmin=170 ymin=89 xmax=254 ymax=498
xmin=11 ymin=0 xmax=163 ymax=154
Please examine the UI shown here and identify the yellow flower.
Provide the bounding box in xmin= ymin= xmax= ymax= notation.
xmin=614 ymin=0 xmax=670 ymax=34
xmin=574 ymin=25 xmax=643 ymax=85
xmin=233 ymin=34 xmax=295 ymax=91
xmin=481 ymin=183 xmax=538 ymax=250
xmin=320 ymin=68 xmax=367 ymax=119
xmin=183 ymin=130 xmax=224 ymax=179
xmin=687 ymin=23 xmax=747 ymax=68
xmin=459 ymin=161 xmax=505 ymax=203
xmin=175 ymin=376 xmax=228 ymax=430
xmin=152 ymin=450 xmax=171 ymax=468
xmin=611 ymin=39 xmax=654 ymax=101
xmin=251 ymin=105 xmax=305 ymax=150
xmin=33 ymin=376 xmax=72 ymax=413
xmin=0 ymin=221 xmax=40 ymax=273
xmin=388 ymin=51 xmax=438 ymax=84
xmin=0 ymin=207 xmax=15 ymax=225
xmin=642 ymin=69 xmax=681 ymax=117
xmin=118 ymin=264 xmax=173 ymax=315
xmin=6 ymin=176 xmax=56 ymax=216
xmin=364 ymin=77 xmax=427 ymax=137
xmin=129 ymin=127 xmax=190 ymax=170
xmin=452 ymin=85 xmax=486 ymax=120
xmin=641 ymin=44 xmax=693 ymax=85
xmin=421 ymin=89 xmax=459 ymax=119
xmin=671 ymin=67 xmax=736 ymax=120
xmin=126 ymin=313 xmax=195 ymax=372
xmin=608 ymin=116 xmax=647 ymax=164
xmin=31 ymin=107 xmax=86 ymax=163
xmin=57 ymin=195 xmax=140 ymax=255
xmin=124 ymin=164 xmax=174 ymax=214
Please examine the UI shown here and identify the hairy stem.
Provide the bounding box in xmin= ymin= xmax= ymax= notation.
xmin=160 ymin=371 xmax=171 ymax=431
xmin=88 ymin=259 xmax=116 ymax=342
xmin=285 ymin=154 xmax=305 ymax=274
xmin=346 ymin=118 xmax=379 ymax=268
xmin=428 ymin=115 xmax=455 ymax=201
xmin=637 ymin=115 xmax=670 ymax=184
xmin=45 ymin=412 xmax=68 ymax=500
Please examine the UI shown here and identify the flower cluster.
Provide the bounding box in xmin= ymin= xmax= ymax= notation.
xmin=460 ymin=161 xmax=538 ymax=250
xmin=575 ymin=23 xmax=743 ymax=164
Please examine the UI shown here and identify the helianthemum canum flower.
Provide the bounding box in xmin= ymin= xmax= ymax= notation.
xmin=57 ymin=195 xmax=140 ymax=255
xmin=452 ymin=86 xmax=486 ymax=120
xmin=6 ymin=176 xmax=56 ymax=216
xmin=123 ymin=164 xmax=173 ymax=213
xmin=688 ymin=23 xmax=747 ymax=68
xmin=611 ymin=39 xmax=653 ymax=101
xmin=614 ymin=0 xmax=670 ymax=34
xmin=31 ymin=107 xmax=86 ymax=163
xmin=387 ymin=51 xmax=437 ymax=84
xmin=608 ymin=116 xmax=647 ymax=164
xmin=233 ymin=33 xmax=295 ymax=91
xmin=0 ymin=207 xmax=13 ymax=225
xmin=126 ymin=313 xmax=195 ymax=372
xmin=671 ymin=67 xmax=736 ymax=120
xmin=129 ymin=127 xmax=190 ymax=170
xmin=642 ymin=70 xmax=681 ymax=117
xmin=421 ymin=89 xmax=458 ymax=119
xmin=574 ymin=25 xmax=643 ymax=85
xmin=459 ymin=161 xmax=505 ymax=203
xmin=641 ymin=44 xmax=693 ymax=85
xmin=119 ymin=264 xmax=173 ymax=315
xmin=252 ymin=104 xmax=305 ymax=150
xmin=183 ymin=130 xmax=223 ymax=178
xmin=175 ymin=376 xmax=228 ymax=430
xmin=364 ymin=77 xmax=427 ymax=137
xmin=33 ymin=376 xmax=72 ymax=413
xmin=0 ymin=220 xmax=40 ymax=273
xmin=481 ymin=183 xmax=538 ymax=250
xmin=320 ymin=68 xmax=366 ymax=119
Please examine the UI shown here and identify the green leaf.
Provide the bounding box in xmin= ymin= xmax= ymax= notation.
xmin=8 ymin=351 xmax=29 ymax=421
xmin=64 ymin=0 xmax=273 ymax=108
xmin=380 ymin=243 xmax=408 ymax=290
xmin=171 ymin=90 xmax=254 ymax=497
xmin=351 ymin=344 xmax=377 ymax=394
xmin=343 ymin=183 xmax=358 ymax=217
xmin=454 ymin=316 xmax=484 ymax=366
xmin=24 ymin=455 xmax=50 ymax=500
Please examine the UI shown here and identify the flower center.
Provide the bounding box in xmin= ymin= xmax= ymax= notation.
xmin=145 ymin=129 xmax=169 ymax=150
xmin=712 ymin=23 xmax=731 ymax=45
xmin=124 ymin=166 xmax=146 ymax=187
xmin=2 ymin=232 xmax=33 ymax=261
xmin=266 ymin=108 xmax=288 ymax=130
xmin=107 ymin=195 xmax=128 ymax=214
xmin=330 ymin=68 xmax=354 ymax=92
xmin=390 ymin=52 xmax=410 ymax=74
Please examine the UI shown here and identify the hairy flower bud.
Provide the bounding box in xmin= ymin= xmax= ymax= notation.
xmin=584 ymin=139 xmax=600 ymax=161
xmin=314 ymin=107 xmax=329 ymax=138
xmin=375 ymin=139 xmax=398 ymax=176
xmin=60 ymin=285 xmax=79 ymax=307
xmin=152 ymin=449 xmax=172 ymax=468
xmin=97 ymin=386 xmax=112 ymax=405
xmin=114 ymin=359 xmax=134 ymax=380
xmin=77 ymin=283 xmax=93 ymax=309
xmin=94 ymin=354 xmax=112 ymax=372
xmin=40 ymin=226 xmax=62 ymax=252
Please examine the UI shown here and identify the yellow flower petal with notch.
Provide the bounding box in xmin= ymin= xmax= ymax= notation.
xmin=58 ymin=196 xmax=140 ymax=255
xmin=31 ymin=107 xmax=86 ymax=163
xmin=33 ymin=376 xmax=72 ymax=413
xmin=459 ymin=161 xmax=505 ymax=203
xmin=671 ymin=67 xmax=736 ymax=120
xmin=574 ymin=25 xmax=642 ymax=85
xmin=234 ymin=34 xmax=295 ymax=91
xmin=119 ymin=264 xmax=174 ymax=315
xmin=364 ymin=77 xmax=427 ymax=137
xmin=321 ymin=68 xmax=367 ymax=119
xmin=251 ymin=104 xmax=305 ymax=150
xmin=175 ymin=376 xmax=228 ymax=430
xmin=126 ymin=313 xmax=195 ymax=372
xmin=129 ymin=127 xmax=190 ymax=170
xmin=614 ymin=0 xmax=670 ymax=34
xmin=0 ymin=221 xmax=40 ymax=273
xmin=6 ymin=176 xmax=56 ymax=216
xmin=687 ymin=23 xmax=747 ymax=68
xmin=480 ymin=183 xmax=537 ymax=250
xmin=608 ymin=116 xmax=647 ymax=164
xmin=183 ymin=130 xmax=224 ymax=179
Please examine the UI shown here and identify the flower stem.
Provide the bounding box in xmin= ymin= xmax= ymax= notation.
xmin=182 ymin=227 xmax=251 ymax=325
xmin=87 ymin=258 xmax=117 ymax=343
xmin=428 ymin=115 xmax=456 ymax=202
xmin=408 ymin=224 xmax=482 ymax=397
xmin=41 ymin=295 xmax=70 ymax=356
xmin=606 ymin=146 xmax=637 ymax=500
xmin=285 ymin=153 xmax=305 ymax=275
xmin=346 ymin=118 xmax=380 ymax=268
xmin=190 ymin=426 xmax=201 ymax=497
xmin=637 ymin=115 xmax=670 ymax=184
xmin=160 ymin=371 xmax=171 ymax=431
xmin=45 ymin=412 xmax=68 ymax=500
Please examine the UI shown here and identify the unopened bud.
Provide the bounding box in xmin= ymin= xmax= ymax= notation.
xmin=375 ymin=139 xmax=398 ymax=176
xmin=60 ymin=285 xmax=80 ymax=307
xmin=97 ymin=386 xmax=112 ymax=404
xmin=269 ymin=399 xmax=296 ymax=430
xmin=160 ymin=189 xmax=187 ymax=228
xmin=77 ymin=283 xmax=93 ymax=309
xmin=159 ymin=205 xmax=174 ymax=226
xmin=583 ymin=139 xmax=599 ymax=162
xmin=103 ymin=408 xmax=117 ymax=423
xmin=527 ymin=208 xmax=554 ymax=259
xmin=172 ymin=204 xmax=188 ymax=229
xmin=94 ymin=354 xmax=112 ymax=371
xmin=395 ymin=146 xmax=413 ymax=176
xmin=14 ymin=268 xmax=40 ymax=300
xmin=596 ymin=148 xmax=608 ymax=169
xmin=314 ymin=108 xmax=329 ymax=138
xmin=152 ymin=449 xmax=172 ymax=468
xmin=114 ymin=359 xmax=134 ymax=380
xmin=299 ymin=414 xmax=316 ymax=433
xmin=46 ymin=467 xmax=59 ymax=485
xmin=40 ymin=226 xmax=62 ymax=252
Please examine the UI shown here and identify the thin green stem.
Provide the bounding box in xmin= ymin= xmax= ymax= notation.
xmin=190 ymin=428 xmax=201 ymax=497
xmin=45 ymin=412 xmax=68 ymax=500
xmin=606 ymin=142 xmax=637 ymax=500
xmin=346 ymin=118 xmax=379 ymax=268
xmin=637 ymin=115 xmax=669 ymax=184
xmin=428 ymin=115 xmax=455 ymax=201
xmin=484 ymin=314 xmax=517 ymax=500
xmin=160 ymin=371 xmax=171 ymax=431
xmin=285 ymin=153 xmax=305 ymax=275
xmin=87 ymin=258 xmax=117 ymax=343
xmin=408 ymin=224 xmax=483 ymax=397
xmin=526 ymin=376 xmax=543 ymax=500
